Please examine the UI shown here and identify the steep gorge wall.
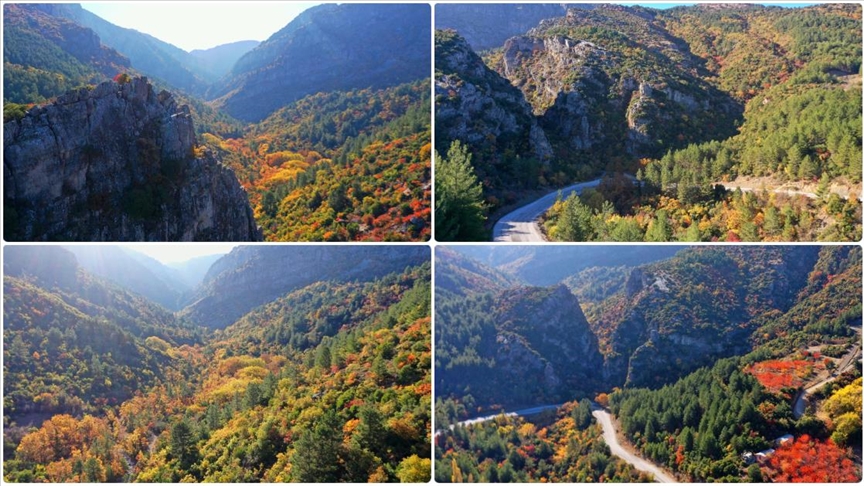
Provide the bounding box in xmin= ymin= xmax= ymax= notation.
xmin=4 ymin=77 xmax=260 ymax=241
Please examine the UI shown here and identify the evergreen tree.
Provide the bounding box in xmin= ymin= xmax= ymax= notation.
xmin=170 ymin=419 xmax=200 ymax=473
xmin=435 ymin=141 xmax=487 ymax=241
xmin=291 ymin=409 xmax=343 ymax=482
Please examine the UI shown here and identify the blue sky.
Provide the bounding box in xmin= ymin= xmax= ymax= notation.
xmin=82 ymin=2 xmax=320 ymax=52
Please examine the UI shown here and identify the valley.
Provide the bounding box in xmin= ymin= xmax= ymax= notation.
xmin=3 ymin=3 xmax=431 ymax=241
xmin=435 ymin=245 xmax=862 ymax=482
xmin=3 ymin=245 xmax=432 ymax=482
xmin=435 ymin=3 xmax=862 ymax=242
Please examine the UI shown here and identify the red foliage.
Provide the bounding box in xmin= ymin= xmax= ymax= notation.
xmin=747 ymin=359 xmax=817 ymax=392
xmin=762 ymin=435 xmax=860 ymax=482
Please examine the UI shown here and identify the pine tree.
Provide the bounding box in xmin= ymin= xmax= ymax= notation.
xmin=291 ymin=409 xmax=343 ymax=482
xmin=435 ymin=141 xmax=486 ymax=241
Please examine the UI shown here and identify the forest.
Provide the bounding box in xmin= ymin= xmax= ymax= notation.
xmin=435 ymin=3 xmax=862 ymax=241
xmin=3 ymin=246 xmax=431 ymax=482
xmin=434 ymin=245 xmax=862 ymax=482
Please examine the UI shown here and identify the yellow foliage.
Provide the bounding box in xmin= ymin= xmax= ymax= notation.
xmin=824 ymin=377 xmax=862 ymax=417
xmin=396 ymin=455 xmax=431 ymax=482
xmin=218 ymin=356 xmax=267 ymax=377
xmin=237 ymin=366 xmax=269 ymax=380
xmin=518 ymin=422 xmax=537 ymax=438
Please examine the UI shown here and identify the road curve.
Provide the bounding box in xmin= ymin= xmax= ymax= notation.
xmin=592 ymin=407 xmax=677 ymax=483
xmin=435 ymin=404 xmax=564 ymax=438
xmin=438 ymin=403 xmax=676 ymax=483
xmin=493 ymin=179 xmax=602 ymax=242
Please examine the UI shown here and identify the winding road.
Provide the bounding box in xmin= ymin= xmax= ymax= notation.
xmin=493 ymin=179 xmax=603 ymax=242
xmin=439 ymin=402 xmax=677 ymax=483
xmin=592 ymin=406 xmax=677 ymax=483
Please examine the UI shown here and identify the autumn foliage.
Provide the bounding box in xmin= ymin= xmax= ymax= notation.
xmin=762 ymin=435 xmax=860 ymax=482
xmin=746 ymin=359 xmax=818 ymax=392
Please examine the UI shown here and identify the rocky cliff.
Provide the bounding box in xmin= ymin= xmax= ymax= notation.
xmin=4 ymin=77 xmax=261 ymax=241
xmin=181 ymin=245 xmax=429 ymax=329
xmin=435 ymin=30 xmax=553 ymax=166
xmin=490 ymin=6 xmax=741 ymax=160
xmin=496 ymin=285 xmax=604 ymax=393
xmin=598 ymin=246 xmax=820 ymax=388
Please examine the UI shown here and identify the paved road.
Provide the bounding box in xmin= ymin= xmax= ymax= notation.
xmin=439 ymin=402 xmax=676 ymax=483
xmin=592 ymin=407 xmax=677 ymax=483
xmin=435 ymin=404 xmax=564 ymax=438
xmin=793 ymin=330 xmax=861 ymax=418
xmin=493 ymin=179 xmax=603 ymax=242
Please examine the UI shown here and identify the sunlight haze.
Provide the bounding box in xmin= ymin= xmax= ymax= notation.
xmin=81 ymin=2 xmax=321 ymax=51
xmin=120 ymin=244 xmax=236 ymax=264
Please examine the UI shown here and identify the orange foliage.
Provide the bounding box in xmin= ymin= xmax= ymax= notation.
xmin=762 ymin=435 xmax=860 ymax=482
xmin=746 ymin=359 xmax=818 ymax=392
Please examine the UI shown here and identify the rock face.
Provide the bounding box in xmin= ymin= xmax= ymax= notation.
xmin=435 ymin=30 xmax=553 ymax=163
xmin=4 ymin=77 xmax=261 ymax=241
xmin=489 ymin=5 xmax=741 ymax=159
xmin=495 ymin=285 xmax=604 ymax=394
xmin=599 ymin=246 xmax=821 ymax=388
xmin=211 ymin=4 xmax=430 ymax=122
xmin=181 ymin=245 xmax=430 ymax=329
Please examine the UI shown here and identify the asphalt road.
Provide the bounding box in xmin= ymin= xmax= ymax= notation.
xmin=492 ymin=179 xmax=603 ymax=242
xmin=439 ymin=402 xmax=677 ymax=483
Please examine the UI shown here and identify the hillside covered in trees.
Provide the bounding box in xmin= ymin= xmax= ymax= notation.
xmin=3 ymin=245 xmax=431 ymax=482
xmin=435 ymin=3 xmax=861 ymax=241
xmin=4 ymin=3 xmax=430 ymax=241
xmin=435 ymin=245 xmax=862 ymax=482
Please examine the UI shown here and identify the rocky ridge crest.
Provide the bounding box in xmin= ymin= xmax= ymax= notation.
xmin=4 ymin=77 xmax=260 ymax=241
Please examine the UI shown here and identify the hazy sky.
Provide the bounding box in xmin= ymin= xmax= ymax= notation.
xmin=121 ymin=244 xmax=236 ymax=264
xmin=81 ymin=2 xmax=321 ymax=52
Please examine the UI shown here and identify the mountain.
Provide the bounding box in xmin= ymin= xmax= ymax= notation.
xmin=493 ymin=6 xmax=741 ymax=162
xmin=210 ymin=3 xmax=430 ymax=121
xmin=3 ymin=4 xmax=129 ymax=103
xmin=216 ymin=262 xmax=430 ymax=357
xmin=189 ymin=40 xmax=259 ymax=79
xmin=30 ymin=3 xmax=212 ymax=96
xmin=435 ymin=280 xmax=602 ymax=408
xmin=436 ymin=244 xmax=861 ymax=483
xmin=450 ymin=245 xmax=682 ymax=285
xmin=435 ymin=245 xmax=858 ymax=403
xmin=435 ymin=29 xmax=553 ymax=202
xmin=3 ymin=246 xmax=204 ymax=427
xmin=4 ymin=245 xmax=432 ymax=483
xmin=435 ymin=246 xmax=517 ymax=298
xmin=4 ymin=76 xmax=261 ymax=241
xmin=165 ymin=253 xmax=224 ymax=289
xmin=435 ymin=4 xmax=574 ymax=51
xmin=599 ymin=246 xmax=820 ymax=387
xmin=63 ymin=246 xmax=191 ymax=310
xmin=180 ymin=245 xmax=429 ymax=329
xmin=437 ymin=3 xmax=861 ymax=242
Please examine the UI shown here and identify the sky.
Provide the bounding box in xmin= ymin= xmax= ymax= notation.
xmin=81 ymin=2 xmax=320 ymax=52
xmin=121 ymin=244 xmax=236 ymax=264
